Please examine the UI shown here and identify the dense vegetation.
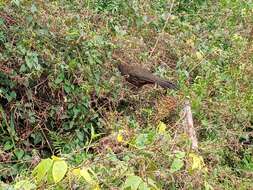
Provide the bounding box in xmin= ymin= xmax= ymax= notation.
xmin=0 ymin=0 xmax=252 ymax=189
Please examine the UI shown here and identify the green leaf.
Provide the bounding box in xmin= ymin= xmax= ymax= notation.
xmin=20 ymin=64 xmax=27 ymax=72
xmin=170 ymin=158 xmax=184 ymax=173
xmin=175 ymin=151 xmax=186 ymax=159
xmin=14 ymin=149 xmax=24 ymax=160
xmin=55 ymin=73 xmax=64 ymax=84
xmin=123 ymin=175 xmax=143 ymax=190
xmin=204 ymin=181 xmax=213 ymax=190
xmin=4 ymin=141 xmax=14 ymax=151
xmin=11 ymin=0 xmax=20 ymax=6
xmin=0 ymin=31 xmax=6 ymax=43
xmin=31 ymin=4 xmax=37 ymax=13
xmin=76 ymin=129 xmax=84 ymax=141
xmin=52 ymin=160 xmax=68 ymax=183
xmin=138 ymin=181 xmax=149 ymax=190
xmin=146 ymin=178 xmax=158 ymax=190
xmin=32 ymin=158 xmax=53 ymax=183
xmin=68 ymin=59 xmax=77 ymax=70
xmin=135 ymin=134 xmax=149 ymax=148
xmin=17 ymin=44 xmax=27 ymax=55
xmin=25 ymin=51 xmax=38 ymax=69
xmin=31 ymin=132 xmax=43 ymax=145
xmin=0 ymin=18 xmax=4 ymax=26
xmin=7 ymin=91 xmax=17 ymax=102
xmin=14 ymin=180 xmax=36 ymax=190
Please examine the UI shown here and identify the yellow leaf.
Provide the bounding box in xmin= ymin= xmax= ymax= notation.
xmin=14 ymin=180 xmax=36 ymax=190
xmin=157 ymin=121 xmax=166 ymax=134
xmin=93 ymin=184 xmax=101 ymax=190
xmin=188 ymin=153 xmax=206 ymax=172
xmin=241 ymin=8 xmax=247 ymax=17
xmin=186 ymin=39 xmax=195 ymax=47
xmin=195 ymin=51 xmax=203 ymax=60
xmin=72 ymin=168 xmax=81 ymax=176
xmin=32 ymin=158 xmax=53 ymax=183
xmin=51 ymin=155 xmax=62 ymax=161
xmin=170 ymin=15 xmax=177 ymax=20
xmin=80 ymin=168 xmax=95 ymax=185
xmin=52 ymin=160 xmax=68 ymax=183
xmin=232 ymin=34 xmax=243 ymax=41
xmin=213 ymin=47 xmax=222 ymax=55
xmin=117 ymin=133 xmax=123 ymax=143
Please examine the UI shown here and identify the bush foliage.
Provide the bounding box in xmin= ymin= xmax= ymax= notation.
xmin=0 ymin=0 xmax=253 ymax=189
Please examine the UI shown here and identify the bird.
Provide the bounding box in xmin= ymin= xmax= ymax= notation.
xmin=118 ymin=63 xmax=178 ymax=90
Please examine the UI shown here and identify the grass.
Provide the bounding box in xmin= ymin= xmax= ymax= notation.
xmin=0 ymin=0 xmax=253 ymax=189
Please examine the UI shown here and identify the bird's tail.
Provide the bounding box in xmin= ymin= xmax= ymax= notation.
xmin=156 ymin=79 xmax=179 ymax=90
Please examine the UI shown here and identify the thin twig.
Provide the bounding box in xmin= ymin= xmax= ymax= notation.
xmin=40 ymin=125 xmax=54 ymax=154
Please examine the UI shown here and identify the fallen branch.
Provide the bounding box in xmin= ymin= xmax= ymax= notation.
xmin=182 ymin=100 xmax=198 ymax=150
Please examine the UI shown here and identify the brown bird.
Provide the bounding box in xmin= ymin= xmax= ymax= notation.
xmin=118 ymin=63 xmax=178 ymax=90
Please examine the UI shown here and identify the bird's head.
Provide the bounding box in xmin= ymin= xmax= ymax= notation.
xmin=117 ymin=63 xmax=129 ymax=76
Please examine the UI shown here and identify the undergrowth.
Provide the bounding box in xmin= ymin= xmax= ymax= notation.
xmin=0 ymin=0 xmax=252 ymax=189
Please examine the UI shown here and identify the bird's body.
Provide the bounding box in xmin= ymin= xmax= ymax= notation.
xmin=118 ymin=63 xmax=178 ymax=90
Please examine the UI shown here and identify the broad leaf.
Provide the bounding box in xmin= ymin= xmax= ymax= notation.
xmin=138 ymin=181 xmax=149 ymax=190
xmin=80 ymin=168 xmax=95 ymax=185
xmin=170 ymin=158 xmax=184 ymax=173
xmin=123 ymin=175 xmax=143 ymax=190
xmin=25 ymin=51 xmax=38 ymax=70
xmin=14 ymin=180 xmax=36 ymax=190
xmin=157 ymin=121 xmax=166 ymax=134
xmin=188 ymin=153 xmax=206 ymax=172
xmin=14 ymin=149 xmax=24 ymax=160
xmin=52 ymin=160 xmax=68 ymax=183
xmin=32 ymin=158 xmax=53 ymax=183
xmin=175 ymin=151 xmax=186 ymax=159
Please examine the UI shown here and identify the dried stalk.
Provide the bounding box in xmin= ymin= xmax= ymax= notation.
xmin=182 ymin=100 xmax=198 ymax=150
